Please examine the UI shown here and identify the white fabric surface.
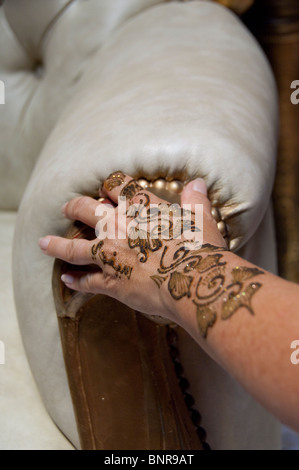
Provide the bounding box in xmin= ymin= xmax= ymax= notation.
xmin=0 ymin=212 xmax=73 ymax=450
xmin=0 ymin=0 xmax=168 ymax=210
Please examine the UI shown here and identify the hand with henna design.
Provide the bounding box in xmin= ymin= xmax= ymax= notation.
xmin=39 ymin=172 xmax=299 ymax=433
xmin=39 ymin=173 xmax=225 ymax=320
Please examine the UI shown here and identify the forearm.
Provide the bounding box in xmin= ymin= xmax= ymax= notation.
xmin=161 ymin=247 xmax=299 ymax=432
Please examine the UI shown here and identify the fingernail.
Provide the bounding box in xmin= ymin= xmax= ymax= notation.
xmin=39 ymin=237 xmax=51 ymax=251
xmin=61 ymin=202 xmax=68 ymax=216
xmin=61 ymin=274 xmax=74 ymax=285
xmin=192 ymin=178 xmax=208 ymax=196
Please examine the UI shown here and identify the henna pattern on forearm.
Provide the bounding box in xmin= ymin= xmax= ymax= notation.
xmin=152 ymin=243 xmax=264 ymax=338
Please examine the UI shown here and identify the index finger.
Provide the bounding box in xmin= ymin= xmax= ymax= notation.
xmin=39 ymin=235 xmax=95 ymax=266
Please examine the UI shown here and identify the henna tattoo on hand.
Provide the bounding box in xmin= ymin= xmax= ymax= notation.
xmin=168 ymin=271 xmax=193 ymax=300
xmin=151 ymin=243 xmax=264 ymax=338
xmin=103 ymin=171 xmax=126 ymax=191
xmin=128 ymin=227 xmax=163 ymax=263
xmin=125 ymin=194 xmax=201 ymax=262
xmin=120 ymin=179 xmax=143 ymax=200
xmin=221 ymin=281 xmax=262 ymax=320
xmin=193 ymin=304 xmax=217 ymax=338
xmin=150 ymin=274 xmax=168 ymax=288
xmin=97 ymin=179 xmax=264 ymax=338
xmin=91 ymin=240 xmax=133 ymax=280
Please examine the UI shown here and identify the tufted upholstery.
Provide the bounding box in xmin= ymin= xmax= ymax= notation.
xmin=0 ymin=0 xmax=282 ymax=449
xmin=0 ymin=0 xmax=168 ymax=209
xmin=1 ymin=0 xmax=278 ymax=250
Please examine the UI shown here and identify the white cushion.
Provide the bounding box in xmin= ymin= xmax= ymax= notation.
xmin=0 ymin=211 xmax=73 ymax=450
xmin=0 ymin=0 xmax=167 ymax=209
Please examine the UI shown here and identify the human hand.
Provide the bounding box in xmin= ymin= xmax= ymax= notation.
xmin=38 ymin=172 xmax=226 ymax=324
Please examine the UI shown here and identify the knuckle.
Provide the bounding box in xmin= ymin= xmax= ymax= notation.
xmin=103 ymin=273 xmax=117 ymax=290
xmin=70 ymin=197 xmax=88 ymax=219
xmin=65 ymin=240 xmax=76 ymax=263
xmin=101 ymin=243 xmax=113 ymax=258
xmin=80 ymin=273 xmax=95 ymax=293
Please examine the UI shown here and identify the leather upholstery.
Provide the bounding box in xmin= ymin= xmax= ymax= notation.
xmin=1 ymin=0 xmax=281 ymax=449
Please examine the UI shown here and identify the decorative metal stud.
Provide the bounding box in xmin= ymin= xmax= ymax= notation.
xmin=167 ymin=180 xmax=183 ymax=194
xmin=217 ymin=221 xmax=228 ymax=237
xmin=229 ymin=239 xmax=239 ymax=252
xmin=137 ymin=178 xmax=149 ymax=189
xmin=211 ymin=207 xmax=221 ymax=223
xmin=153 ymin=178 xmax=166 ymax=190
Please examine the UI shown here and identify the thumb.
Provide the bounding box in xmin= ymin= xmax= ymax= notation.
xmin=181 ymin=178 xmax=211 ymax=213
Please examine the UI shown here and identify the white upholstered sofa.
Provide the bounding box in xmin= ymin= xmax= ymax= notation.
xmin=0 ymin=0 xmax=292 ymax=450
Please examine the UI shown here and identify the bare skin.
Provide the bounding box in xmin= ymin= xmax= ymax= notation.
xmin=39 ymin=172 xmax=299 ymax=433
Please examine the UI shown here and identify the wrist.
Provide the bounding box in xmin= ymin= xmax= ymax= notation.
xmin=156 ymin=247 xmax=264 ymax=341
